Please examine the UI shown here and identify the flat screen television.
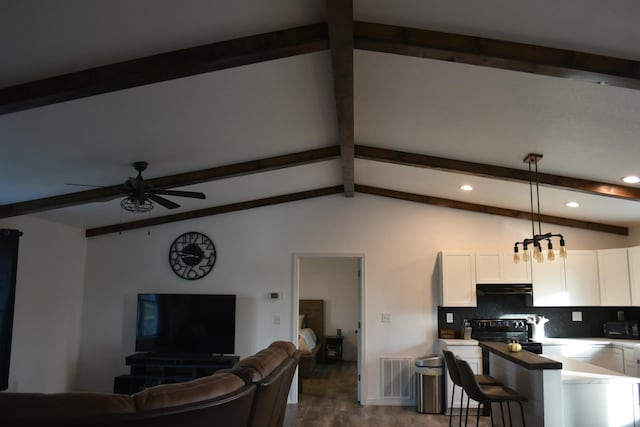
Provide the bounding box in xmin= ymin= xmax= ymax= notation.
xmin=135 ymin=293 xmax=236 ymax=355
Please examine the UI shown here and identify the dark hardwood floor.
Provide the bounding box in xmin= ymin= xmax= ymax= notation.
xmin=284 ymin=361 xmax=491 ymax=427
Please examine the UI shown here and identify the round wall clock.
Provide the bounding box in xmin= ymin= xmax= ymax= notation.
xmin=169 ymin=232 xmax=217 ymax=280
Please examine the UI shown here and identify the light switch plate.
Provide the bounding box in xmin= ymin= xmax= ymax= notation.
xmin=446 ymin=313 xmax=454 ymax=323
xmin=572 ymin=311 xmax=582 ymax=322
xmin=381 ymin=313 xmax=392 ymax=323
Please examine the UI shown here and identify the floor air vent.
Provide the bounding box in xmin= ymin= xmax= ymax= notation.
xmin=380 ymin=357 xmax=413 ymax=400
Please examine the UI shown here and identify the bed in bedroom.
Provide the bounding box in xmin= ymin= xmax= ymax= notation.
xmin=298 ymin=299 xmax=325 ymax=377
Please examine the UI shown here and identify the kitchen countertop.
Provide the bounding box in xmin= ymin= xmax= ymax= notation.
xmin=553 ymin=354 xmax=640 ymax=384
xmin=479 ymin=341 xmax=563 ymax=370
xmin=438 ymin=338 xmax=479 ymax=346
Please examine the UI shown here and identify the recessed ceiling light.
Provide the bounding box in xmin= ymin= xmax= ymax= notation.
xmin=623 ymin=176 xmax=640 ymax=184
xmin=460 ymin=184 xmax=473 ymax=191
xmin=565 ymin=201 xmax=580 ymax=208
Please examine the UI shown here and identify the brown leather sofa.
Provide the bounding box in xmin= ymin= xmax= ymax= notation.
xmin=0 ymin=341 xmax=301 ymax=427
xmin=231 ymin=341 xmax=301 ymax=427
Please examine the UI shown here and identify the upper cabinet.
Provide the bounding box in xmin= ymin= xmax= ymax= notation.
xmin=564 ymin=250 xmax=600 ymax=306
xmin=440 ymin=251 xmax=476 ymax=307
xmin=475 ymin=251 xmax=531 ymax=284
xmin=440 ymin=247 xmax=633 ymax=308
xmin=531 ymin=251 xmax=566 ymax=306
xmin=598 ymin=248 xmax=631 ymax=306
xmin=531 ymin=250 xmax=601 ymax=306
xmin=627 ymin=246 xmax=640 ymax=306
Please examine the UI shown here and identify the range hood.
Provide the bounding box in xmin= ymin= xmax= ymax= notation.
xmin=476 ymin=283 xmax=533 ymax=296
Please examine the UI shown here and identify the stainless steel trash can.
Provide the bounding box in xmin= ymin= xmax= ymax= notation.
xmin=415 ymin=355 xmax=443 ymax=414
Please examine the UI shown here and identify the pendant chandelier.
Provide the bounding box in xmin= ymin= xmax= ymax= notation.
xmin=513 ymin=153 xmax=567 ymax=264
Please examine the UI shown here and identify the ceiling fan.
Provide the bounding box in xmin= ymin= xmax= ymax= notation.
xmin=120 ymin=161 xmax=206 ymax=213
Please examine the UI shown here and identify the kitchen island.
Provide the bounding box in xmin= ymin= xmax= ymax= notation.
xmin=480 ymin=341 xmax=640 ymax=427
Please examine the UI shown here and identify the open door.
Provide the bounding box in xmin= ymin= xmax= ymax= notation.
xmin=293 ymin=254 xmax=365 ymax=404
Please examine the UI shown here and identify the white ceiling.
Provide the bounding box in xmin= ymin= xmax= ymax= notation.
xmin=1 ymin=0 xmax=640 ymax=232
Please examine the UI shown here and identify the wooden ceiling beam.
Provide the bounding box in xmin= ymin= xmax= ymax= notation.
xmin=354 ymin=21 xmax=640 ymax=90
xmin=85 ymin=186 xmax=343 ymax=237
xmin=0 ymin=146 xmax=340 ymax=218
xmin=356 ymin=184 xmax=628 ymax=236
xmin=327 ymin=0 xmax=355 ymax=196
xmin=355 ymin=145 xmax=640 ymax=201
xmin=0 ymin=23 xmax=329 ymax=115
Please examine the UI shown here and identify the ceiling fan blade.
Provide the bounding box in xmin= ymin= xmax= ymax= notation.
xmin=153 ymin=189 xmax=206 ymax=199
xmin=147 ymin=193 xmax=180 ymax=209
xmin=64 ymin=183 xmax=104 ymax=188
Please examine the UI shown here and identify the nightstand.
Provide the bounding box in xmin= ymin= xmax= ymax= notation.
xmin=325 ymin=335 xmax=343 ymax=361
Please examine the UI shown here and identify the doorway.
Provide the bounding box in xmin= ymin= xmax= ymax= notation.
xmin=292 ymin=254 xmax=365 ymax=404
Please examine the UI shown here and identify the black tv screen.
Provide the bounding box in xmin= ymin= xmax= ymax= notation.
xmin=135 ymin=293 xmax=236 ymax=355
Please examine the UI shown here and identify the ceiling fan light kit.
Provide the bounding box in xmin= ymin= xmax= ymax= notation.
xmin=120 ymin=197 xmax=154 ymax=213
xmin=119 ymin=161 xmax=206 ymax=213
xmin=513 ymin=153 xmax=567 ymax=264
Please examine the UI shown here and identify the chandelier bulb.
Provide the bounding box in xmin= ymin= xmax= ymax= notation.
xmin=559 ymin=246 xmax=568 ymax=259
xmin=513 ymin=253 xmax=520 ymax=264
xmin=547 ymin=250 xmax=555 ymax=261
xmin=522 ymin=251 xmax=530 ymax=263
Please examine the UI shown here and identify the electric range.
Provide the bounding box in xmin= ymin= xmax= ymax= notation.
xmin=469 ymin=318 xmax=543 ymax=354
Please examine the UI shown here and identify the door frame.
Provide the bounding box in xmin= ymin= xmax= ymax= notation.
xmin=290 ymin=253 xmax=366 ymax=404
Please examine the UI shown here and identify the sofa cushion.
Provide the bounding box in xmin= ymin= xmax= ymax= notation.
xmin=0 ymin=392 xmax=136 ymax=421
xmin=232 ymin=347 xmax=289 ymax=383
xmin=133 ymin=372 xmax=245 ymax=411
xmin=269 ymin=340 xmax=296 ymax=356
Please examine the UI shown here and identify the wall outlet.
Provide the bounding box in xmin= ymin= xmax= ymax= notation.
xmin=446 ymin=313 xmax=454 ymax=323
xmin=381 ymin=313 xmax=392 ymax=323
xmin=572 ymin=311 xmax=582 ymax=322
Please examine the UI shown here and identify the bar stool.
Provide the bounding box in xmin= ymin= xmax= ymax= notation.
xmin=442 ymin=350 xmax=503 ymax=427
xmin=455 ymin=358 xmax=528 ymax=427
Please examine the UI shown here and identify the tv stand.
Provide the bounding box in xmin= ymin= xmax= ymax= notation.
xmin=113 ymin=353 xmax=239 ymax=394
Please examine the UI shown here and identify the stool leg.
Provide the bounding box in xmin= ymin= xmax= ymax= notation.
xmin=475 ymin=401 xmax=481 ymax=427
xmin=459 ymin=389 xmax=464 ymax=427
xmin=449 ymin=386 xmax=455 ymax=427
xmin=507 ymin=401 xmax=512 ymax=426
xmin=499 ymin=402 xmax=506 ymax=426
xmin=489 ymin=402 xmax=494 ymax=426
xmin=518 ymin=401 xmax=526 ymax=427
xmin=465 ymin=397 xmax=470 ymax=427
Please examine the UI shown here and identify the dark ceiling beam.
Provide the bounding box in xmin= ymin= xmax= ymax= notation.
xmin=354 ymin=21 xmax=640 ymax=90
xmin=0 ymin=146 xmax=340 ymax=218
xmin=86 ymin=186 xmax=343 ymax=237
xmin=355 ymin=145 xmax=640 ymax=201
xmin=0 ymin=23 xmax=329 ymax=115
xmin=326 ymin=0 xmax=355 ymax=196
xmin=356 ymin=184 xmax=628 ymax=236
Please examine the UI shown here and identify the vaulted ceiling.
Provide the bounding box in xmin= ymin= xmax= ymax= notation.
xmin=1 ymin=0 xmax=640 ymax=237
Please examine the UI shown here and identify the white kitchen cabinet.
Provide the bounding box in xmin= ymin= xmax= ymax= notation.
xmin=623 ymin=347 xmax=638 ymax=377
xmin=627 ymin=246 xmax=640 ymax=306
xmin=564 ymin=250 xmax=600 ymax=306
xmin=598 ymin=248 xmax=631 ymax=306
xmin=440 ymin=251 xmax=476 ymax=307
xmin=475 ymin=251 xmax=531 ymax=284
xmin=531 ymin=252 xmax=566 ymax=306
xmin=440 ymin=343 xmax=483 ymax=414
xmin=532 ymin=250 xmax=599 ymax=306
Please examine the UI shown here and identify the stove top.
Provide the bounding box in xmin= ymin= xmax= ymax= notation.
xmin=469 ymin=318 xmax=542 ymax=353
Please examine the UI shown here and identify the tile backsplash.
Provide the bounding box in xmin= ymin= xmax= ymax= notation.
xmin=438 ymin=294 xmax=640 ymax=339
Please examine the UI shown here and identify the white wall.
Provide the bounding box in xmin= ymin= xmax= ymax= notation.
xmin=628 ymin=226 xmax=640 ymax=247
xmin=76 ymin=193 xmax=629 ymax=403
xmin=299 ymin=257 xmax=359 ymax=361
xmin=0 ymin=215 xmax=87 ymax=392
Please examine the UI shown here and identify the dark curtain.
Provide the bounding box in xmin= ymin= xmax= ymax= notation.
xmin=0 ymin=229 xmax=21 ymax=390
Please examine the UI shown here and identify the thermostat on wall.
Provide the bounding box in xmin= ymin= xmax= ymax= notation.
xmin=268 ymin=292 xmax=280 ymax=300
